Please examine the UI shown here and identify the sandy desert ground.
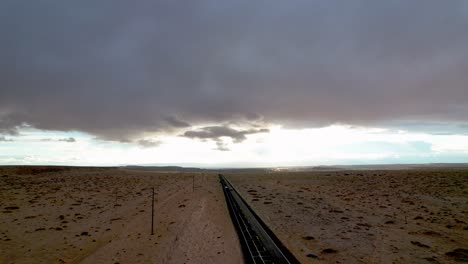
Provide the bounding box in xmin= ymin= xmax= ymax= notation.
xmin=0 ymin=167 xmax=242 ymax=264
xmin=1 ymin=167 xmax=467 ymax=264
xmin=228 ymin=169 xmax=468 ymax=263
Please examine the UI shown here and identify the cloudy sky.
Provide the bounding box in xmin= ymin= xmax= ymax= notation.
xmin=1 ymin=1 xmax=467 ymax=167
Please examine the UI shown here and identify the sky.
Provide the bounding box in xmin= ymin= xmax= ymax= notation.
xmin=1 ymin=1 xmax=468 ymax=167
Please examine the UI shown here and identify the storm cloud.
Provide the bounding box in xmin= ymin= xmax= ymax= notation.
xmin=183 ymin=125 xmax=269 ymax=151
xmin=1 ymin=1 xmax=468 ymax=141
xmin=183 ymin=126 xmax=269 ymax=142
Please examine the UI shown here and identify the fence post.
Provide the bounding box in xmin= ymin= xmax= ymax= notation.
xmin=151 ymin=187 xmax=154 ymax=235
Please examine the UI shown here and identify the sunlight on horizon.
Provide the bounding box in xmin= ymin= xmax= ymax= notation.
xmin=1 ymin=124 xmax=467 ymax=167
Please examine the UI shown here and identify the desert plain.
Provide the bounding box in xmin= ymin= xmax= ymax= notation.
xmin=0 ymin=166 xmax=467 ymax=263
xmin=228 ymin=169 xmax=468 ymax=263
xmin=0 ymin=167 xmax=242 ymax=264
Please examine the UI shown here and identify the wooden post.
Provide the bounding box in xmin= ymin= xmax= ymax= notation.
xmin=151 ymin=187 xmax=154 ymax=235
xmin=114 ymin=190 xmax=118 ymax=208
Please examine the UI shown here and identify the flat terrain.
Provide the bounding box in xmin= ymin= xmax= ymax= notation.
xmin=1 ymin=167 xmax=467 ymax=264
xmin=0 ymin=167 xmax=242 ymax=264
xmin=229 ymin=170 xmax=468 ymax=263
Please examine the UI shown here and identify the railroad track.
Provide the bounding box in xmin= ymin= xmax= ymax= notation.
xmin=219 ymin=174 xmax=300 ymax=264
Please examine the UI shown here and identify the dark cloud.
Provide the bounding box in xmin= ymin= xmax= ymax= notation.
xmin=183 ymin=125 xmax=268 ymax=150
xmin=0 ymin=116 xmax=24 ymax=135
xmin=0 ymin=136 xmax=14 ymax=142
xmin=137 ymin=139 xmax=161 ymax=148
xmin=58 ymin=137 xmax=76 ymax=143
xmin=183 ymin=126 xmax=269 ymax=142
xmin=164 ymin=116 xmax=191 ymax=128
xmin=1 ymin=0 xmax=468 ymax=140
xmin=0 ymin=127 xmax=18 ymax=136
xmin=389 ymin=122 xmax=468 ymax=136
xmin=215 ymin=141 xmax=230 ymax=152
